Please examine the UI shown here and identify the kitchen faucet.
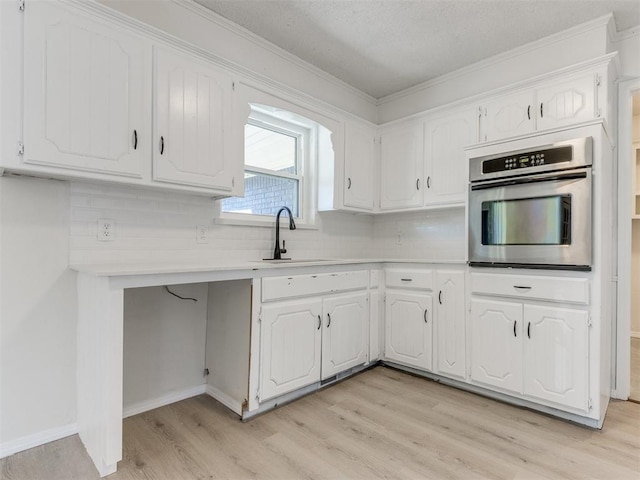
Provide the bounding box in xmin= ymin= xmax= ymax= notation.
xmin=273 ymin=206 xmax=296 ymax=260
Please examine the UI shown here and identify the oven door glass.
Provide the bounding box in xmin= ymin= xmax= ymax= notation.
xmin=481 ymin=195 xmax=571 ymax=246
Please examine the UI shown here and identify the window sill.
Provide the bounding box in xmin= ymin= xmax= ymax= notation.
xmin=215 ymin=215 xmax=319 ymax=230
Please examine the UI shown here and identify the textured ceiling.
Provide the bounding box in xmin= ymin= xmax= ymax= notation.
xmin=193 ymin=0 xmax=640 ymax=99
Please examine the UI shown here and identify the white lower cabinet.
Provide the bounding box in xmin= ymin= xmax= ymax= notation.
xmin=258 ymin=272 xmax=369 ymax=402
xmin=470 ymin=297 xmax=589 ymax=412
xmin=384 ymin=291 xmax=433 ymax=371
xmin=435 ymin=270 xmax=466 ymax=379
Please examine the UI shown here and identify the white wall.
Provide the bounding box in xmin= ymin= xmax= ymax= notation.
xmin=0 ymin=176 xmax=77 ymax=455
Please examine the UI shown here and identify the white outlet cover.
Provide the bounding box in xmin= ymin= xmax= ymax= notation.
xmin=196 ymin=225 xmax=209 ymax=244
xmin=97 ymin=219 xmax=116 ymax=242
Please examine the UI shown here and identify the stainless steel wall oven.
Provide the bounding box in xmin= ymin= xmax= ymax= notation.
xmin=468 ymin=137 xmax=593 ymax=270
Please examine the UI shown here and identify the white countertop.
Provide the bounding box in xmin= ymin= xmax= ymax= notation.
xmin=70 ymin=258 xmax=466 ymax=277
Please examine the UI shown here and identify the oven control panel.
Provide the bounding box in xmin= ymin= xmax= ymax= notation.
xmin=482 ymin=145 xmax=572 ymax=174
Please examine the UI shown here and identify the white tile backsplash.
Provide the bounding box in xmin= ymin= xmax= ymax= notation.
xmin=69 ymin=182 xmax=467 ymax=265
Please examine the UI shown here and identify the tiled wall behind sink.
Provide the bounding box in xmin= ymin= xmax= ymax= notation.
xmin=373 ymin=208 xmax=466 ymax=261
xmin=69 ymin=182 xmax=378 ymax=265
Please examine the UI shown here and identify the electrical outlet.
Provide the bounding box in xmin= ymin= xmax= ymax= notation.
xmin=196 ymin=225 xmax=209 ymax=244
xmin=97 ymin=219 xmax=115 ymax=242
xmin=396 ymin=231 xmax=404 ymax=245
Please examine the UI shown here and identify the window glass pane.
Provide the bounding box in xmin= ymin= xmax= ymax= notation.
xmin=244 ymin=124 xmax=297 ymax=174
xmin=222 ymin=173 xmax=299 ymax=217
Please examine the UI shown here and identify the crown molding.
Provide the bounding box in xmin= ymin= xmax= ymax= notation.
xmin=171 ymin=0 xmax=377 ymax=105
xmin=377 ymin=13 xmax=615 ymax=107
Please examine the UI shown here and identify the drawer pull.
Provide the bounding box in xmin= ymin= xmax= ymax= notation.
xmin=513 ymin=320 xmax=517 ymax=337
xmin=424 ymin=309 xmax=428 ymax=324
xmin=513 ymin=285 xmax=532 ymax=290
xmin=327 ymin=313 xmax=332 ymax=328
xmin=401 ymin=278 xmax=413 ymax=282
xmin=317 ymin=315 xmax=321 ymax=330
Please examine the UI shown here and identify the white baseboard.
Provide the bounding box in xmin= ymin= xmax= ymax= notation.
xmin=0 ymin=423 xmax=78 ymax=459
xmin=123 ymin=384 xmax=207 ymax=419
xmin=631 ymin=331 xmax=640 ymax=339
xmin=206 ymin=385 xmax=243 ymax=416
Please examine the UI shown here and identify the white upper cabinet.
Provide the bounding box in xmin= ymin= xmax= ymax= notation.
xmin=424 ymin=108 xmax=478 ymax=206
xmin=379 ymin=122 xmax=424 ymax=210
xmin=343 ymin=120 xmax=376 ymax=210
xmin=481 ymin=90 xmax=535 ymax=142
xmin=153 ymin=46 xmax=239 ymax=192
xmin=536 ymin=74 xmax=596 ymax=131
xmin=24 ymin=1 xmax=148 ymax=177
xmin=480 ymin=70 xmax=602 ymax=143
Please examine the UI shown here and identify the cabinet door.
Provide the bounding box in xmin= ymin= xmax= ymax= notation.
xmin=435 ymin=271 xmax=466 ymax=379
xmin=24 ymin=1 xmax=147 ymax=176
xmin=470 ymin=299 xmax=523 ymax=393
xmin=343 ymin=121 xmax=375 ymax=210
xmin=379 ymin=124 xmax=423 ymax=210
xmin=523 ymin=305 xmax=589 ymax=411
xmin=481 ymin=90 xmax=535 ymax=142
xmin=384 ymin=291 xmax=433 ymax=371
xmin=154 ymin=46 xmax=237 ymax=191
xmin=259 ymin=299 xmax=322 ymax=401
xmin=321 ymin=292 xmax=368 ymax=379
xmin=424 ymin=108 xmax=477 ymax=206
xmin=536 ymin=74 xmax=595 ymax=132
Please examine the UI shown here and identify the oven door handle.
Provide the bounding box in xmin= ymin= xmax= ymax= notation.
xmin=470 ymin=170 xmax=588 ymax=191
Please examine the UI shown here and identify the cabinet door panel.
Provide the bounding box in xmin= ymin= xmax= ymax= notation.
xmin=384 ymin=292 xmax=432 ymax=370
xmin=154 ymin=47 xmax=235 ymax=190
xmin=470 ymin=299 xmax=523 ymax=393
xmin=523 ymin=305 xmax=589 ymax=411
xmin=321 ymin=292 xmax=368 ymax=379
xmin=24 ymin=1 xmax=146 ymax=176
xmin=344 ymin=122 xmax=375 ymax=210
xmin=260 ymin=299 xmax=322 ymax=401
xmin=424 ymin=109 xmax=477 ymax=205
xmin=379 ymin=124 xmax=423 ymax=210
xmin=537 ymin=74 xmax=595 ymax=131
xmin=482 ymin=91 xmax=535 ymax=142
xmin=435 ymin=271 xmax=466 ymax=379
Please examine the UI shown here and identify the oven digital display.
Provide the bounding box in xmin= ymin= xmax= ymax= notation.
xmin=482 ymin=145 xmax=573 ymax=174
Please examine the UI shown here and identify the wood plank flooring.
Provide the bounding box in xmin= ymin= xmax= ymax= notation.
xmin=2 ymin=366 xmax=639 ymax=480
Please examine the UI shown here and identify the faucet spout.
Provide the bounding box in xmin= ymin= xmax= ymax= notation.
xmin=274 ymin=206 xmax=296 ymax=260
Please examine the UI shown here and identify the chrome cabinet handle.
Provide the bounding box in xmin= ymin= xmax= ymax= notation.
xmin=347 ymin=177 xmax=352 ymax=189
xmin=527 ymin=322 xmax=531 ymax=339
xmin=438 ymin=290 xmax=443 ymax=304
xmin=133 ymin=130 xmax=138 ymax=150
xmin=160 ymin=136 xmax=165 ymax=155
xmin=327 ymin=313 xmax=331 ymax=328
xmin=513 ymin=320 xmax=517 ymax=337
xmin=513 ymin=285 xmax=532 ymax=290
xmin=317 ymin=315 xmax=321 ymax=330
xmin=424 ymin=309 xmax=428 ymax=324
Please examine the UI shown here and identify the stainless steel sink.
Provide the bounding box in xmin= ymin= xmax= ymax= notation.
xmin=258 ymin=259 xmax=332 ymax=263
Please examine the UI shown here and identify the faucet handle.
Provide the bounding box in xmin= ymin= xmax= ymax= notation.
xmin=281 ymin=240 xmax=287 ymax=254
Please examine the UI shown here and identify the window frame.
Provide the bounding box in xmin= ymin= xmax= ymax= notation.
xmin=216 ymin=105 xmax=318 ymax=229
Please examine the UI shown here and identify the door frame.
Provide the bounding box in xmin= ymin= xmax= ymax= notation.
xmin=614 ymin=77 xmax=640 ymax=400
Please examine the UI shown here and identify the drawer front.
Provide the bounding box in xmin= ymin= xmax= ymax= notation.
xmin=471 ymin=273 xmax=589 ymax=305
xmin=385 ymin=269 xmax=433 ymax=290
xmin=262 ymin=270 xmax=369 ymax=302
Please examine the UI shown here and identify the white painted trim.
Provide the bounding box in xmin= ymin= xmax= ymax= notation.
xmin=205 ymin=385 xmax=243 ymax=416
xmin=615 ymin=77 xmax=640 ymax=401
xmin=0 ymin=423 xmax=78 ymax=459
xmin=631 ymin=331 xmax=640 ymax=339
xmin=122 ymin=384 xmax=207 ymax=419
xmin=378 ymin=14 xmax=614 ymax=106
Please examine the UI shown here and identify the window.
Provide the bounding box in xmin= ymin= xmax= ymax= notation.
xmin=220 ymin=105 xmax=320 ymax=227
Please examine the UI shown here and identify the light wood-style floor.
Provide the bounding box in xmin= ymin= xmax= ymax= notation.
xmin=2 ymin=366 xmax=639 ymax=480
xmin=631 ymin=337 xmax=640 ymax=402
